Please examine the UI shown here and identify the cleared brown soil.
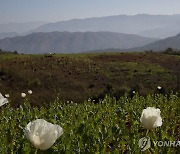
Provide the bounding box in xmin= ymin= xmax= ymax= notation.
xmin=0 ymin=52 xmax=179 ymax=107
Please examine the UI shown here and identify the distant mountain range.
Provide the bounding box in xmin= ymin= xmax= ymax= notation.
xmin=29 ymin=14 xmax=180 ymax=38
xmin=1 ymin=14 xmax=180 ymax=53
xmin=0 ymin=31 xmax=158 ymax=53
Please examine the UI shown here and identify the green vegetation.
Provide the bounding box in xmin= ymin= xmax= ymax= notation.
xmin=0 ymin=49 xmax=18 ymax=55
xmin=162 ymin=48 xmax=180 ymax=56
xmin=0 ymin=52 xmax=179 ymax=106
xmin=0 ymin=94 xmax=179 ymax=153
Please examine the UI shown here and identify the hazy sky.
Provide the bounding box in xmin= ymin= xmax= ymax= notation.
xmin=1 ymin=0 xmax=180 ymax=23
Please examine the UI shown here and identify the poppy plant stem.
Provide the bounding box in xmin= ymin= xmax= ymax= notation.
xmin=35 ymin=148 xmax=38 ymax=154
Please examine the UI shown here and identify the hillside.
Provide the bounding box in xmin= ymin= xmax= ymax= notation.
xmin=29 ymin=14 xmax=180 ymax=38
xmin=136 ymin=33 xmax=180 ymax=51
xmin=0 ymin=31 xmax=158 ymax=53
xmin=0 ymin=52 xmax=179 ymax=107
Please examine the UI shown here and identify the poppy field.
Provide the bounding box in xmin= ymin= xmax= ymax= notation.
xmin=0 ymin=93 xmax=179 ymax=153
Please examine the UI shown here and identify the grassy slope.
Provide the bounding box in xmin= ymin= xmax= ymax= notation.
xmin=0 ymin=52 xmax=180 ymax=106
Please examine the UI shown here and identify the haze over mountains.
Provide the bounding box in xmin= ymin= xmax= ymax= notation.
xmin=29 ymin=14 xmax=180 ymax=39
xmin=0 ymin=32 xmax=19 ymax=39
xmin=0 ymin=31 xmax=158 ymax=53
xmin=0 ymin=21 xmax=48 ymax=34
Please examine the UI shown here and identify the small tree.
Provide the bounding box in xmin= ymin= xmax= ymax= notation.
xmin=164 ymin=47 xmax=173 ymax=54
xmin=14 ymin=50 xmax=18 ymax=54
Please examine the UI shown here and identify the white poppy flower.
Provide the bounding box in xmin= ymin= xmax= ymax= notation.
xmin=5 ymin=94 xmax=9 ymax=98
xmin=21 ymin=93 xmax=26 ymax=97
xmin=140 ymin=107 xmax=162 ymax=130
xmin=0 ymin=93 xmax=8 ymax=107
xmin=157 ymin=86 xmax=162 ymax=90
xmin=28 ymin=90 xmax=32 ymax=95
xmin=25 ymin=119 xmax=63 ymax=150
